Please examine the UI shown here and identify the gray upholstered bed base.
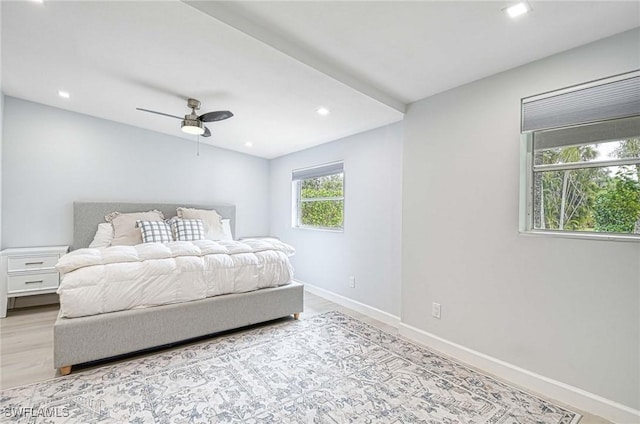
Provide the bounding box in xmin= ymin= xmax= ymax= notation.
xmin=54 ymin=282 xmax=304 ymax=369
xmin=54 ymin=201 xmax=303 ymax=373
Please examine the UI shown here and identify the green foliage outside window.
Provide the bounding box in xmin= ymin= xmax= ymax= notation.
xmin=534 ymin=146 xmax=602 ymax=231
xmin=300 ymin=200 xmax=344 ymax=227
xmin=594 ymin=170 xmax=640 ymax=233
xmin=534 ymin=138 xmax=640 ymax=234
xmin=299 ymin=174 xmax=344 ymax=229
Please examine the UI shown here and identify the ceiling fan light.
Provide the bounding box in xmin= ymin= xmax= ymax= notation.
xmin=181 ymin=119 xmax=205 ymax=135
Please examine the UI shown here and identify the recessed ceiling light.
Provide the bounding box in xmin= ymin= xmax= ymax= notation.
xmin=316 ymin=107 xmax=330 ymax=116
xmin=31 ymin=0 xmax=44 ymax=3
xmin=244 ymin=142 xmax=253 ymax=148
xmin=58 ymin=90 xmax=70 ymax=99
xmin=504 ymin=1 xmax=531 ymax=18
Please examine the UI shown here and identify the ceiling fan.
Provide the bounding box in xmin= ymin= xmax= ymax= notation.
xmin=137 ymin=98 xmax=233 ymax=137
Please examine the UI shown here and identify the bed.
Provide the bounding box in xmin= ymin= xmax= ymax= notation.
xmin=53 ymin=202 xmax=303 ymax=375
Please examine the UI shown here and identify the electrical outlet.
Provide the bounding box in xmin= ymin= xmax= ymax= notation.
xmin=432 ymin=302 xmax=441 ymax=319
xmin=348 ymin=276 xmax=356 ymax=288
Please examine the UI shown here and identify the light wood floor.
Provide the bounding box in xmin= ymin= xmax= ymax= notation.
xmin=0 ymin=291 xmax=610 ymax=423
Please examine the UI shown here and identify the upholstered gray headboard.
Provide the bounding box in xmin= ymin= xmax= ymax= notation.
xmin=73 ymin=202 xmax=236 ymax=250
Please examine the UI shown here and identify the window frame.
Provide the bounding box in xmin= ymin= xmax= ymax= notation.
xmin=292 ymin=162 xmax=345 ymax=232
xmin=519 ymin=133 xmax=640 ymax=242
xmin=519 ymin=71 xmax=640 ymax=242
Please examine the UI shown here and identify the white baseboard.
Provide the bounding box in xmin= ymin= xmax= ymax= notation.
xmin=399 ymin=322 xmax=640 ymax=424
xmin=300 ymin=280 xmax=639 ymax=424
xmin=299 ymin=280 xmax=400 ymax=328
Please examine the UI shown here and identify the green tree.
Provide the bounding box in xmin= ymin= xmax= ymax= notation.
xmin=535 ymin=145 xmax=602 ymax=230
xmin=613 ymin=137 xmax=640 ymax=179
xmin=612 ymin=138 xmax=640 ymax=232
xmin=593 ymin=170 xmax=640 ymax=233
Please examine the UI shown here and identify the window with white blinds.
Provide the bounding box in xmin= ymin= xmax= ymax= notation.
xmin=520 ymin=71 xmax=640 ymax=239
xmin=292 ymin=162 xmax=344 ymax=230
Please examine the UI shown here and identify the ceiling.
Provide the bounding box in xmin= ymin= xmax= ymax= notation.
xmin=2 ymin=1 xmax=638 ymax=159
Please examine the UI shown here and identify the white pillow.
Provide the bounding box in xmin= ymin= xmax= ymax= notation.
xmin=220 ymin=219 xmax=233 ymax=241
xmin=89 ymin=223 xmax=114 ymax=249
xmin=204 ymin=218 xmax=234 ymax=241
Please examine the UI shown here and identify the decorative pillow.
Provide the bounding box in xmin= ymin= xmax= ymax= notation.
xmin=105 ymin=210 xmax=165 ymax=246
xmin=171 ymin=219 xmax=205 ymax=241
xmin=176 ymin=208 xmax=223 ymax=241
xmin=88 ymin=223 xmax=114 ymax=249
xmin=136 ymin=220 xmax=173 ymax=244
xmin=220 ymin=219 xmax=233 ymax=241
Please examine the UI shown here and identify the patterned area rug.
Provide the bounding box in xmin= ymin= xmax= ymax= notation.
xmin=1 ymin=311 xmax=580 ymax=423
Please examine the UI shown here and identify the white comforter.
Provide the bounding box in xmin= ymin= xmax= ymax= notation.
xmin=56 ymin=238 xmax=295 ymax=318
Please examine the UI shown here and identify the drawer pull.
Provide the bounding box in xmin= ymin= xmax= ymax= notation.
xmin=25 ymin=280 xmax=44 ymax=284
xmin=25 ymin=261 xmax=45 ymax=266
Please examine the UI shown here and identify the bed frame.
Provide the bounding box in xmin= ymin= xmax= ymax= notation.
xmin=53 ymin=202 xmax=303 ymax=375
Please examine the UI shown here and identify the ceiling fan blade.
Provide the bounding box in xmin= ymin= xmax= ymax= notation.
xmin=202 ymin=127 xmax=211 ymax=137
xmin=199 ymin=110 xmax=233 ymax=122
xmin=136 ymin=108 xmax=183 ymax=120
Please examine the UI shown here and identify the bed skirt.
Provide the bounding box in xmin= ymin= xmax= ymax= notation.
xmin=53 ymin=281 xmax=304 ymax=369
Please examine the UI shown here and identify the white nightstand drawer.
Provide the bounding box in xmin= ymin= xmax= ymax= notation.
xmin=8 ymin=255 xmax=59 ymax=272
xmin=8 ymin=273 xmax=59 ymax=293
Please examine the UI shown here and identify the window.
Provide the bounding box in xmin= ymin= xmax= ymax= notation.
xmin=292 ymin=162 xmax=344 ymax=230
xmin=521 ymin=72 xmax=640 ymax=239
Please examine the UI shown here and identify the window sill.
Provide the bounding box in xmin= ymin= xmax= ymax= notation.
xmin=520 ymin=230 xmax=640 ymax=243
xmin=293 ymin=226 xmax=344 ymax=233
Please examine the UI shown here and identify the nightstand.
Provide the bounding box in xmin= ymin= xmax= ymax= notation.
xmin=1 ymin=246 xmax=69 ymax=318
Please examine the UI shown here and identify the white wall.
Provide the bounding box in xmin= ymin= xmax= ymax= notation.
xmin=0 ymin=1 xmax=3 ymax=250
xmin=0 ymin=4 xmax=4 ymax=314
xmin=270 ymin=123 xmax=403 ymax=317
xmin=2 ymin=97 xmax=270 ymax=248
xmin=1 ymin=93 xmax=4 ymax=249
xmin=402 ymin=28 xmax=640 ymax=410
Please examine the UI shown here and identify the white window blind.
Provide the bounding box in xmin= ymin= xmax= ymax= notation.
xmin=533 ymin=115 xmax=640 ymax=150
xmin=292 ymin=162 xmax=344 ymax=181
xmin=522 ymin=72 xmax=640 ymax=133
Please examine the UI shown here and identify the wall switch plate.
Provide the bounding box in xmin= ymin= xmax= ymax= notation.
xmin=348 ymin=276 xmax=356 ymax=288
xmin=432 ymin=302 xmax=441 ymax=319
